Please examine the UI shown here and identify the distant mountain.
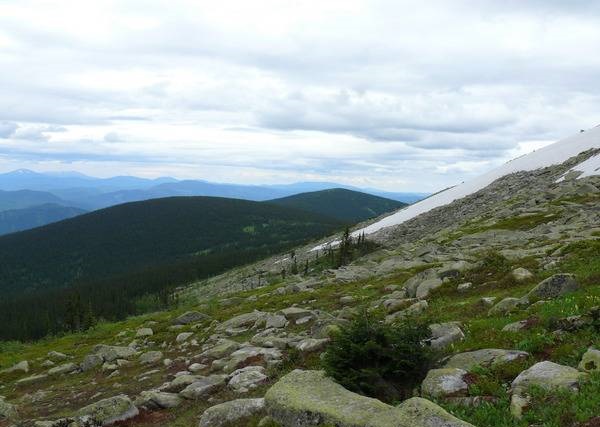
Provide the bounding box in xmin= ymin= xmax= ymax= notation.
xmin=0 ymin=169 xmax=176 ymax=191
xmin=268 ymin=188 xmax=406 ymax=223
xmin=0 ymin=203 xmax=87 ymax=235
xmin=0 ymin=189 xmax=67 ymax=211
xmin=0 ymin=196 xmax=344 ymax=298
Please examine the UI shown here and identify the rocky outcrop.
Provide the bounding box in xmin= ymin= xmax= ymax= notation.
xmin=264 ymin=369 xmax=474 ymax=427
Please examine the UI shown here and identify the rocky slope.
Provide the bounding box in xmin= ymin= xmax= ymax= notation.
xmin=1 ymin=137 xmax=600 ymax=427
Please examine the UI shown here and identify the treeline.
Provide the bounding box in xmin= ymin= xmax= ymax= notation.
xmin=0 ymin=237 xmax=325 ymax=341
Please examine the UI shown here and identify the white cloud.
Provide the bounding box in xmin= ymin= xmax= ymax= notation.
xmin=0 ymin=0 xmax=599 ymax=192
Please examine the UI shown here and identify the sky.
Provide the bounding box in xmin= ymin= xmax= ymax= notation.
xmin=1 ymin=1 xmax=600 ymax=192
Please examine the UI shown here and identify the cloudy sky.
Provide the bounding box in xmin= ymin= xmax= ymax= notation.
xmin=1 ymin=0 xmax=599 ymax=192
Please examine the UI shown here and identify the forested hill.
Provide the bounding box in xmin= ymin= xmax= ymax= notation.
xmin=0 ymin=203 xmax=86 ymax=235
xmin=0 ymin=196 xmax=345 ymax=340
xmin=268 ymin=188 xmax=406 ymax=223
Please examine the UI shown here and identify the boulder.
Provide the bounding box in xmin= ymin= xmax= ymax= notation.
xmin=173 ymin=311 xmax=209 ymax=325
xmin=444 ymin=349 xmax=529 ymax=371
xmin=198 ymin=398 xmax=265 ymax=427
xmin=385 ymin=301 xmax=428 ymax=324
xmin=176 ymin=332 xmax=194 ymax=343
xmin=502 ymin=320 xmax=531 ymax=332
xmin=228 ymin=366 xmax=268 ymax=393
xmin=415 ymin=278 xmax=444 ymax=300
xmin=382 ymin=298 xmax=415 ymax=314
xmin=134 ymin=391 xmax=182 ymax=409
xmin=293 ymin=338 xmax=329 ymax=353
xmin=47 ymin=351 xmax=69 ymax=362
xmin=201 ymin=339 xmax=240 ymax=359
xmin=76 ymin=395 xmax=139 ymax=426
xmin=81 ymin=354 xmax=103 ymax=372
xmin=265 ymin=314 xmax=288 ymax=329
xmin=139 ymin=351 xmax=163 ymax=365
xmin=579 ymin=347 xmax=600 ymax=372
xmin=279 ymin=307 xmax=313 ymax=323
xmin=340 ymin=296 xmax=356 ymax=305
xmin=136 ymin=328 xmax=153 ymax=337
xmin=512 ymin=268 xmax=533 ymax=282
xmin=2 ymin=360 xmax=29 ymax=374
xmin=93 ymin=345 xmax=136 ymax=362
xmin=511 ymin=361 xmax=586 ymax=393
xmin=223 ymin=346 xmax=282 ymax=373
xmin=457 ymin=283 xmax=472 ymax=292
xmin=165 ymin=374 xmax=200 ymax=393
xmin=488 ymin=297 xmax=527 ymax=316
xmin=0 ymin=397 xmax=17 ymax=420
xmin=179 ymin=374 xmax=227 ymax=399
xmin=421 ymin=368 xmax=469 ymax=398
xmin=48 ymin=362 xmax=79 ymax=376
xmin=215 ymin=311 xmax=266 ymax=333
xmin=427 ymin=322 xmax=464 ymax=350
xmin=526 ymin=274 xmax=578 ymax=301
xmin=264 ymin=369 xmax=474 ymax=427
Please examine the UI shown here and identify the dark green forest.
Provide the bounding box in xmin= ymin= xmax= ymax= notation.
xmin=269 ymin=188 xmax=405 ymax=223
xmin=0 ymin=196 xmax=344 ymax=341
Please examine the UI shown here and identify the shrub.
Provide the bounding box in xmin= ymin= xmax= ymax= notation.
xmin=321 ymin=310 xmax=434 ymax=402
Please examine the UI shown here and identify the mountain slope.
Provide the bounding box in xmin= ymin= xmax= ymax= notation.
xmin=0 ymin=203 xmax=86 ymax=235
xmin=0 ymin=196 xmax=344 ymax=298
xmin=0 ymin=189 xmax=67 ymax=211
xmin=268 ymin=188 xmax=406 ymax=223
xmin=318 ymin=125 xmax=600 ymax=245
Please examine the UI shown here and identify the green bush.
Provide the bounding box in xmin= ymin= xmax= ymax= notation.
xmin=321 ymin=310 xmax=434 ymax=402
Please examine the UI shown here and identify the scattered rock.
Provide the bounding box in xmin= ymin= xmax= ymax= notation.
xmin=293 ymin=338 xmax=329 ymax=353
xmin=48 ymin=362 xmax=79 ymax=376
xmin=134 ymin=391 xmax=181 ymax=409
xmin=136 ymin=328 xmax=153 ymax=337
xmin=179 ymin=374 xmax=227 ymax=399
xmin=427 ymin=322 xmax=464 ymax=350
xmin=2 ymin=360 xmax=29 ymax=374
xmin=488 ymin=297 xmax=528 ymax=316
xmin=92 ymin=345 xmax=136 ymax=363
xmin=173 ymin=311 xmax=210 ymax=325
xmin=201 ymin=339 xmax=240 ymax=359
xmin=76 ymin=395 xmax=139 ymax=426
xmin=139 ymin=351 xmax=163 ymax=365
xmin=421 ymin=368 xmax=469 ymax=398
xmin=47 ymin=351 xmax=68 ymax=362
xmin=0 ymin=397 xmax=18 ymax=420
xmin=199 ymin=398 xmax=265 ymax=427
xmin=81 ymin=354 xmax=104 ymax=372
xmin=176 ymin=332 xmax=193 ymax=343
xmin=339 ymin=296 xmax=355 ymax=305
xmin=279 ymin=307 xmax=313 ymax=323
xmin=457 ymin=282 xmax=472 ymax=292
xmin=228 ymin=366 xmax=268 ymax=393
xmin=265 ymin=314 xmax=287 ymax=329
xmin=512 ymin=268 xmax=534 ymax=282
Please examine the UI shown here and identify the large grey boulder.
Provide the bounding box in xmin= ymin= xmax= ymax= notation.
xmin=511 ymin=361 xmax=587 ymax=394
xmin=201 ymin=339 xmax=240 ymax=359
xmin=222 ymin=346 xmax=282 ymax=373
xmin=48 ymin=362 xmax=79 ymax=376
xmin=81 ymin=354 xmax=103 ymax=372
xmin=421 ymin=368 xmax=469 ymax=398
xmin=228 ymin=366 xmax=268 ymax=393
xmin=264 ymin=369 xmax=475 ymax=427
xmin=134 ymin=391 xmax=182 ymax=409
xmin=279 ymin=307 xmax=313 ymax=323
xmin=198 ymin=398 xmax=265 ymax=427
xmin=488 ymin=297 xmax=528 ymax=316
xmin=444 ymin=349 xmax=529 ymax=371
xmin=415 ymin=278 xmax=444 ymax=300
xmin=172 ymin=311 xmax=210 ymax=325
xmin=526 ymin=274 xmax=578 ymax=301
xmin=76 ymin=395 xmax=139 ymax=426
xmin=139 ymin=351 xmax=163 ymax=365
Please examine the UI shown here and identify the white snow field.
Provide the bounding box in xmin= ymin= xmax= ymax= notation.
xmin=313 ymin=125 xmax=600 ymax=250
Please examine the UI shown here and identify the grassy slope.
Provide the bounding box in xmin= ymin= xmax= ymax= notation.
xmin=268 ymin=188 xmax=406 ymax=223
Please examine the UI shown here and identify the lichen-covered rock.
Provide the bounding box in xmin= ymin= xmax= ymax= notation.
xmin=222 ymin=346 xmax=282 ymax=373
xmin=201 ymin=339 xmax=240 ymax=359
xmin=293 ymin=338 xmax=329 ymax=353
xmin=415 ymin=278 xmax=443 ymax=300
xmin=279 ymin=307 xmax=313 ymax=322
xmin=385 ymin=300 xmax=428 ymax=324
xmin=511 ymin=361 xmax=586 ymax=393
xmin=488 ymin=297 xmax=528 ymax=316
xmin=198 ymin=398 xmax=265 ymax=427
xmin=397 ymin=397 xmax=476 ymax=427
xmin=92 ymin=345 xmax=136 ymax=362
xmin=264 ymin=369 xmax=474 ymax=427
xmin=81 ymin=354 xmax=103 ymax=372
xmin=48 ymin=362 xmax=79 ymax=376
xmin=134 ymin=391 xmax=182 ymax=409
xmin=427 ymin=322 xmax=464 ymax=350
xmin=76 ymin=395 xmax=139 ymax=426
xmin=421 ymin=368 xmax=469 ymax=398
xmin=139 ymin=351 xmax=163 ymax=365
xmin=135 ymin=328 xmax=153 ymax=337
xmin=172 ymin=311 xmax=210 ymax=325
xmin=0 ymin=397 xmax=18 ymax=420
xmin=228 ymin=366 xmax=268 ymax=393
xmin=512 ymin=268 xmax=533 ymax=282
xmin=444 ymin=349 xmax=529 ymax=370
xmin=47 ymin=351 xmax=68 ymax=362
xmin=1 ymin=360 xmax=29 ymax=374
xmin=579 ymin=347 xmax=600 ymax=372
xmin=179 ymin=374 xmax=227 ymax=399
xmin=265 ymin=314 xmax=288 ymax=329
xmin=215 ymin=311 xmax=266 ymax=333
xmin=526 ymin=274 xmax=578 ymax=301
